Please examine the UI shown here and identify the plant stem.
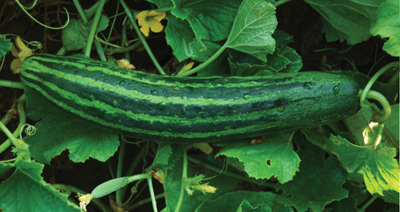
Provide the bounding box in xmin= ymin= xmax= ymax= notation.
xmin=72 ymin=0 xmax=88 ymax=23
xmin=387 ymin=70 xmax=399 ymax=84
xmin=359 ymin=196 xmax=378 ymax=211
xmin=383 ymin=127 xmax=399 ymax=148
xmin=147 ymin=177 xmax=158 ymax=212
xmin=95 ymin=37 xmax=123 ymax=49
xmin=187 ymin=156 xmax=277 ymax=189
xmin=120 ymin=146 xmax=146 ymax=200
xmin=373 ymin=123 xmax=385 ymax=150
xmin=119 ymin=0 xmax=166 ymax=75
xmin=67 ymin=185 xmax=112 ymax=212
xmin=363 ymin=89 xmax=392 ymax=122
xmin=176 ymin=44 xmax=227 ymax=76
xmin=94 ymin=41 xmax=107 ymax=61
xmin=360 ymin=62 xmax=399 ymax=106
xmin=0 ymin=94 xmax=26 ymax=154
xmin=274 ymin=0 xmax=292 ymax=7
xmin=125 ymin=193 xmax=165 ymax=211
xmin=106 ymin=0 xmax=119 ymax=45
xmin=116 ymin=140 xmax=126 ymax=205
xmin=127 ymin=173 xmax=152 ymax=183
xmin=151 ymin=6 xmax=174 ymax=13
xmin=0 ymin=118 xmax=17 ymax=145
xmin=0 ymin=80 xmax=25 ymax=89
xmin=84 ymin=0 xmax=110 ymax=20
xmin=84 ymin=0 xmax=106 ymax=57
xmin=174 ymin=149 xmax=188 ymax=212
xmin=106 ymin=40 xmax=142 ymax=54
xmin=121 ymin=20 xmax=130 ymax=60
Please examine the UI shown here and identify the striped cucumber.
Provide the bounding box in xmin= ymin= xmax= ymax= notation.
xmin=20 ymin=54 xmax=360 ymax=143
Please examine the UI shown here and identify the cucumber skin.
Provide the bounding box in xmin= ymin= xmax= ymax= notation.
xmin=20 ymin=54 xmax=360 ymax=143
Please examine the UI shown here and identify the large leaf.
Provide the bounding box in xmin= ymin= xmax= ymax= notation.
xmin=216 ymin=132 xmax=300 ymax=184
xmin=161 ymin=157 xmax=239 ymax=212
xmin=165 ymin=15 xmax=220 ymax=62
xmin=62 ymin=15 xmax=109 ymax=51
xmin=0 ymin=34 xmax=12 ymax=58
xmin=171 ymin=0 xmax=242 ymax=41
xmin=370 ymin=0 xmax=400 ymax=57
xmin=225 ymin=0 xmax=277 ymax=62
xmin=146 ymin=0 xmax=174 ymax=8
xmin=24 ymin=87 xmax=119 ymax=164
xmin=195 ymin=191 xmax=286 ymax=212
xmin=276 ymin=135 xmax=348 ymax=212
xmin=0 ymin=160 xmax=81 ymax=212
xmin=304 ymin=0 xmax=380 ymax=45
xmin=147 ymin=144 xmax=183 ymax=171
xmin=227 ymin=30 xmax=302 ymax=76
xmin=383 ymin=104 xmax=399 ymax=148
xmin=328 ymin=135 xmax=399 ymax=204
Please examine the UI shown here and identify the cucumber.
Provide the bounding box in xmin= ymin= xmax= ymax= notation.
xmin=20 ymin=54 xmax=360 ymax=143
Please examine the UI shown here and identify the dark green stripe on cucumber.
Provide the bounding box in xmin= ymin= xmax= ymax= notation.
xmin=20 ymin=54 xmax=360 ymax=143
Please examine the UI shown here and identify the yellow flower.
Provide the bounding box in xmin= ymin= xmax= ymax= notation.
xmin=117 ymin=59 xmax=136 ymax=70
xmin=10 ymin=37 xmax=32 ymax=74
xmin=77 ymin=193 xmax=93 ymax=211
xmin=137 ymin=11 xmax=166 ymax=37
xmin=192 ymin=183 xmax=217 ymax=194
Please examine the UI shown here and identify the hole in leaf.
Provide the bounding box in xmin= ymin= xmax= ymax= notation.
xmin=266 ymin=160 xmax=271 ymax=166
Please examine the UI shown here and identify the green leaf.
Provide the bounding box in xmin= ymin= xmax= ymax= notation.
xmin=216 ymin=132 xmax=300 ymax=184
xmin=370 ymin=0 xmax=400 ymax=57
xmin=171 ymin=0 xmax=242 ymax=42
xmin=272 ymin=30 xmax=294 ymax=47
xmin=328 ymin=198 xmax=363 ymax=212
xmin=343 ymin=181 xmax=369 ymax=207
xmin=265 ymin=49 xmax=291 ymax=72
xmin=165 ymin=15 xmax=220 ymax=62
xmin=146 ymin=0 xmax=174 ymax=8
xmin=383 ymin=104 xmax=399 ymax=148
xmin=300 ymin=126 xmax=364 ymax=183
xmin=325 ymin=181 xmax=368 ymax=212
xmin=195 ymin=191 xmax=275 ymax=212
xmin=162 ymin=157 xmax=240 ymax=212
xmin=227 ymin=50 xmax=267 ymax=76
xmin=0 ymin=160 xmax=81 ymax=212
xmin=24 ymin=87 xmax=119 ymax=164
xmin=148 ymin=144 xmax=183 ymax=171
xmin=343 ymin=106 xmax=378 ymax=146
xmin=225 ymin=0 xmax=277 ymax=62
xmin=197 ymin=51 xmax=229 ymax=77
xmin=279 ymin=46 xmax=302 ymax=73
xmin=62 ymin=15 xmax=109 ymax=51
xmin=0 ymin=34 xmax=12 ymax=58
xmin=304 ymin=0 xmax=380 ymax=45
xmin=276 ymin=135 xmax=348 ymax=212
xmin=328 ymin=135 xmax=400 ymax=204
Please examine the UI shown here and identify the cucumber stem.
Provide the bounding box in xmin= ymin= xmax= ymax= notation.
xmin=119 ymin=0 xmax=166 ymax=75
xmin=116 ymin=140 xmax=126 ymax=205
xmin=176 ymin=44 xmax=227 ymax=76
xmin=373 ymin=123 xmax=384 ymax=150
xmin=147 ymin=177 xmax=159 ymax=212
xmin=174 ymin=149 xmax=188 ymax=212
xmin=0 ymin=80 xmax=25 ymax=89
xmin=360 ymin=62 xmax=399 ymax=106
xmin=360 ymin=89 xmax=392 ymax=123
